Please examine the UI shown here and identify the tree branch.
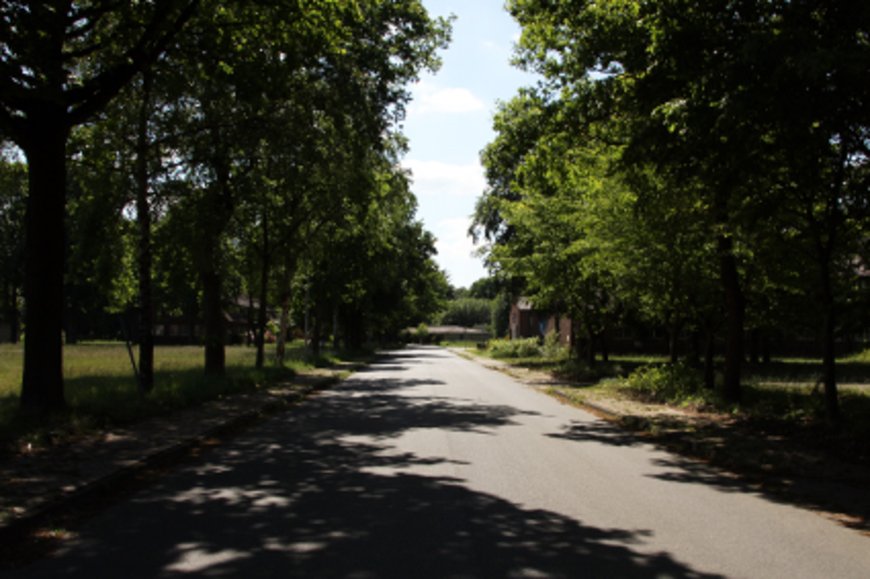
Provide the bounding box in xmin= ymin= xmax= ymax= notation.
xmin=66 ymin=0 xmax=200 ymax=126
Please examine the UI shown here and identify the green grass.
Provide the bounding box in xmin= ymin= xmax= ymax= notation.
xmin=0 ymin=341 xmax=338 ymax=449
xmin=439 ymin=340 xmax=488 ymax=349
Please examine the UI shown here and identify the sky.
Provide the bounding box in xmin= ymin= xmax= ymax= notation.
xmin=400 ymin=0 xmax=537 ymax=289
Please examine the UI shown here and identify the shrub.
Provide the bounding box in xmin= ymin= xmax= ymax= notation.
xmin=623 ymin=362 xmax=710 ymax=406
xmin=488 ymin=337 xmax=540 ymax=358
xmin=541 ymin=331 xmax=566 ymax=358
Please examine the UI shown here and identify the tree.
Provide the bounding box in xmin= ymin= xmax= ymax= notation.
xmin=301 ymin=151 xmax=448 ymax=351
xmin=499 ymin=0 xmax=870 ymax=417
xmin=172 ymin=0 xmax=449 ymax=372
xmin=0 ymin=1 xmax=199 ymax=414
xmin=753 ymin=2 xmax=870 ymax=423
xmin=507 ymin=0 xmax=793 ymax=401
xmin=468 ymin=276 xmax=501 ymax=300
xmin=439 ymin=298 xmax=492 ymax=328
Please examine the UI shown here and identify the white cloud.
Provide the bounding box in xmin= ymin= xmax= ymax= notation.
xmin=404 ymin=159 xmax=486 ymax=199
xmin=432 ymin=217 xmax=487 ymax=288
xmin=409 ymin=80 xmax=485 ymax=115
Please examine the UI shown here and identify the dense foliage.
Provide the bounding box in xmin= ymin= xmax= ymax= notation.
xmin=438 ymin=298 xmax=492 ymax=328
xmin=473 ymin=1 xmax=870 ymax=422
xmin=0 ymin=1 xmax=452 ymax=415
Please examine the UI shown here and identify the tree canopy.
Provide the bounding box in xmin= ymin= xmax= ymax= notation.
xmin=474 ymin=0 xmax=870 ymax=420
xmin=0 ymin=0 xmax=452 ymax=415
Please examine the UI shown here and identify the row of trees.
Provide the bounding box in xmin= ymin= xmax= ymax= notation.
xmin=0 ymin=1 xmax=452 ymax=416
xmin=436 ymin=278 xmax=503 ymax=329
xmin=473 ymin=1 xmax=870 ymax=423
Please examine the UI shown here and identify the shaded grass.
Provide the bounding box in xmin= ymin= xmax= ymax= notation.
xmin=468 ymin=343 xmax=870 ymax=465
xmin=550 ymin=358 xmax=870 ymax=468
xmin=0 ymin=342 xmax=344 ymax=450
xmin=458 ymin=344 xmax=870 ymax=454
xmin=440 ymin=340 xmax=488 ymax=349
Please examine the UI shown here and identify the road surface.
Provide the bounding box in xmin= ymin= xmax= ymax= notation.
xmin=9 ymin=347 xmax=870 ymax=577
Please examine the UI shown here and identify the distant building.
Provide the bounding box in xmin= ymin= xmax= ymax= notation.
xmin=509 ymin=298 xmax=572 ymax=345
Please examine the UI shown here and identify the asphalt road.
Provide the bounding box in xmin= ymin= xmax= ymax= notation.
xmin=9 ymin=346 xmax=870 ymax=578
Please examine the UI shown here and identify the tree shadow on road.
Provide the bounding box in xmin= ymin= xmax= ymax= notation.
xmin=10 ymin=362 xmax=723 ymax=578
xmin=547 ymin=420 xmax=647 ymax=448
xmin=547 ymin=415 xmax=870 ymax=533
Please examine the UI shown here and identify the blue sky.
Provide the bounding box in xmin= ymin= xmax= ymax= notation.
xmin=400 ymin=0 xmax=537 ymax=289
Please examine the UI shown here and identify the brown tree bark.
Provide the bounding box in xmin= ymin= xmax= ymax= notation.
xmin=718 ymin=234 xmax=744 ymax=403
xmin=255 ymin=213 xmax=269 ymax=369
xmin=276 ymin=292 xmax=291 ymax=365
xmin=202 ymin=268 xmax=225 ymax=376
xmin=135 ymin=70 xmax=154 ymax=394
xmin=818 ymin=246 xmax=841 ymax=424
xmin=19 ymin=112 xmax=69 ymax=415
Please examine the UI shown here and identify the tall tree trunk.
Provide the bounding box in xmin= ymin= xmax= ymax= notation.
xmin=20 ymin=114 xmax=68 ymax=415
xmin=586 ymin=327 xmax=596 ymax=366
xmin=276 ymin=292 xmax=291 ymax=365
xmin=202 ymin=268 xmax=225 ymax=376
xmin=198 ymin=134 xmax=233 ymax=377
xmin=818 ymin=249 xmax=840 ymax=424
xmin=704 ymin=324 xmax=716 ymax=391
xmin=598 ymin=328 xmax=609 ymax=363
xmin=135 ymin=70 xmax=154 ymax=394
xmin=344 ymin=308 xmax=365 ymax=351
xmin=247 ymin=292 xmax=255 ymax=346
xmin=310 ymin=316 xmax=321 ymax=358
xmin=690 ymin=330 xmax=701 ymax=366
xmin=571 ymin=319 xmax=583 ymax=360
xmin=668 ymin=320 xmax=681 ymax=364
xmin=719 ymin=234 xmax=744 ymax=403
xmin=255 ymin=213 xmax=269 ymax=369
xmin=821 ymin=307 xmax=840 ymax=424
xmin=333 ymin=306 xmax=340 ymax=350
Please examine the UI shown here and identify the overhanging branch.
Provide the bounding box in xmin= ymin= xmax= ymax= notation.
xmin=66 ymin=0 xmax=200 ymax=126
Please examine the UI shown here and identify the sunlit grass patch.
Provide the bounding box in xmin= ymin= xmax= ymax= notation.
xmin=841 ymin=347 xmax=870 ymax=364
xmin=0 ymin=344 xmax=23 ymax=398
xmin=0 ymin=341 xmax=337 ymax=449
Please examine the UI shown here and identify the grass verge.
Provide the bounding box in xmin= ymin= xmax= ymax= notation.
xmin=0 ymin=342 xmax=359 ymax=452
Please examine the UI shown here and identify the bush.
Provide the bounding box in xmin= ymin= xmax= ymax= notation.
xmin=623 ymin=362 xmax=710 ymax=406
xmin=488 ymin=337 xmax=541 ymax=358
xmin=541 ymin=331 xmax=566 ymax=358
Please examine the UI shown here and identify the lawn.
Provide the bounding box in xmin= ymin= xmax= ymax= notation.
xmin=0 ymin=341 xmax=339 ymax=448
